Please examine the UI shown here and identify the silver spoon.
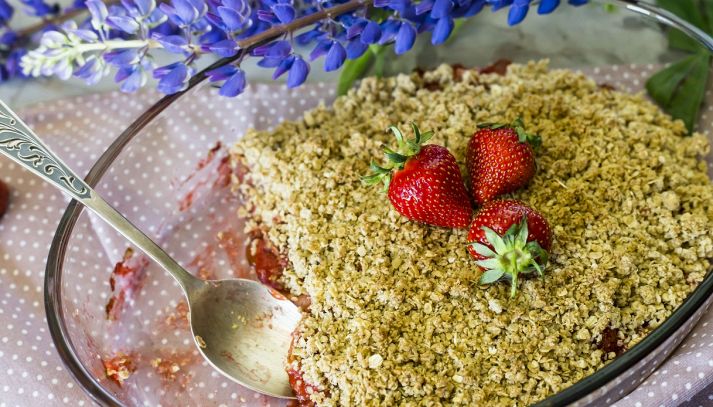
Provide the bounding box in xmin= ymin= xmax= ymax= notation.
xmin=0 ymin=100 xmax=301 ymax=399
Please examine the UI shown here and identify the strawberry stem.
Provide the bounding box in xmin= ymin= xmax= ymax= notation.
xmin=470 ymin=215 xmax=549 ymax=298
xmin=362 ymin=122 xmax=434 ymax=189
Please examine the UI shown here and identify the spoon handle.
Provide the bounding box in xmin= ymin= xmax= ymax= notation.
xmin=0 ymin=100 xmax=201 ymax=293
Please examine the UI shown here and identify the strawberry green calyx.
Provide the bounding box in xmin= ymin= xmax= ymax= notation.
xmin=469 ymin=215 xmax=549 ymax=298
xmin=361 ymin=122 xmax=434 ymax=189
xmin=477 ymin=117 xmax=542 ymax=150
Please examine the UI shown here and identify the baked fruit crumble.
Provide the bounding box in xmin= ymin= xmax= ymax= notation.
xmin=230 ymin=61 xmax=713 ymax=406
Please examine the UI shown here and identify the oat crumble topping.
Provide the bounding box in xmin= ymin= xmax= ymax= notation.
xmin=230 ymin=61 xmax=713 ymax=405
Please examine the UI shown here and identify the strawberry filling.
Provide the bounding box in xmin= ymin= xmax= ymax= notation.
xmin=245 ymin=231 xmax=319 ymax=403
xmin=286 ymin=332 xmax=322 ymax=406
xmin=247 ymin=231 xmax=289 ymax=292
xmin=0 ymin=179 xmax=8 ymax=221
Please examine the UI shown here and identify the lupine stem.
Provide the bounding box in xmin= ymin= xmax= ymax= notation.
xmin=78 ymin=39 xmax=158 ymax=52
xmin=35 ymin=39 xmax=158 ymax=69
xmin=236 ymin=0 xmax=374 ymax=49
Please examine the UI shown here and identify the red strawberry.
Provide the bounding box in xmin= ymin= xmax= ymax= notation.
xmin=466 ymin=200 xmax=552 ymax=297
xmin=0 ymin=179 xmax=8 ymax=221
xmin=466 ymin=119 xmax=540 ymax=205
xmin=363 ymin=123 xmax=472 ymax=228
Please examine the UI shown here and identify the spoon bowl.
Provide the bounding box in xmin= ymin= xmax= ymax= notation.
xmin=189 ymin=279 xmax=301 ymax=398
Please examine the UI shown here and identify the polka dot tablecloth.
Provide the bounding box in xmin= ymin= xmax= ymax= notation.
xmin=1 ymin=65 xmax=713 ymax=407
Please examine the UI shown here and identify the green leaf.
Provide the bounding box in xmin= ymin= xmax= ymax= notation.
xmin=470 ymin=243 xmax=496 ymax=258
xmin=373 ymin=45 xmax=387 ymax=78
xmin=705 ymin=0 xmax=713 ymax=33
xmin=384 ymin=150 xmax=408 ymax=164
xmin=411 ymin=122 xmax=421 ymax=143
xmin=666 ymin=52 xmax=710 ymax=132
xmin=645 ymin=55 xmax=697 ymax=107
xmin=479 ymin=268 xmax=505 ymax=284
xmin=337 ymin=49 xmax=375 ymax=96
xmin=531 ymin=261 xmax=544 ymax=278
xmin=388 ymin=126 xmax=405 ymax=147
xmin=483 ymin=227 xmax=507 ymax=254
xmin=362 ymin=173 xmax=384 ymax=185
xmin=420 ymin=131 xmax=434 ymax=144
xmin=476 ymin=258 xmax=502 ymax=270
xmin=656 ymin=0 xmax=705 ymax=29
xmin=668 ymin=29 xmax=705 ymax=53
xmin=517 ymin=216 xmax=529 ymax=244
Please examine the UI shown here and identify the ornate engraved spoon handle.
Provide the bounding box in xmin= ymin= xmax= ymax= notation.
xmin=0 ymin=100 xmax=93 ymax=201
xmin=0 ymin=100 xmax=200 ymax=292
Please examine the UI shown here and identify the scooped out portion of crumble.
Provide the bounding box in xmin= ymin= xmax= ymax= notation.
xmin=231 ymin=60 xmax=713 ymax=406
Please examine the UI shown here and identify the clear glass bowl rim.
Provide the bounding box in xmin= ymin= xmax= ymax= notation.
xmin=43 ymin=1 xmax=713 ymax=406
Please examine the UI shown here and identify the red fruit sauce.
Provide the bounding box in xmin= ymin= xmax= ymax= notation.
xmin=0 ymin=179 xmax=9 ymax=221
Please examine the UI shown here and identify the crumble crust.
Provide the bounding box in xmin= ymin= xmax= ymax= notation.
xmin=230 ymin=61 xmax=713 ymax=406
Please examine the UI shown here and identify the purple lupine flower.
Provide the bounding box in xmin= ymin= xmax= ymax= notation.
xmin=206 ymin=64 xmax=237 ymax=81
xmin=431 ymin=0 xmax=452 ymax=19
xmin=346 ymin=38 xmax=368 ymax=59
xmin=216 ymin=3 xmax=250 ymax=31
xmin=324 ymin=41 xmax=346 ymax=71
xmin=431 ymin=16 xmax=453 ymax=45
xmin=309 ymin=39 xmax=332 ymax=60
xmin=394 ymin=22 xmax=416 ymax=54
xmin=160 ymin=0 xmax=204 ymax=27
xmin=252 ymin=39 xmax=291 ymax=57
xmin=74 ymin=56 xmax=105 ymax=84
xmin=271 ymin=3 xmax=295 ymax=24
xmin=207 ymin=38 xmax=238 ymax=57
xmin=122 ymin=0 xmax=154 ymax=17
xmin=537 ymin=0 xmax=559 ymax=14
xmin=346 ymin=18 xmax=367 ymax=40
xmin=20 ymin=0 xmax=58 ymax=17
xmin=86 ymin=0 xmax=109 ymax=24
xmin=104 ymin=48 xmax=140 ymax=66
xmin=296 ymin=27 xmax=324 ymax=46
xmin=115 ymin=62 xmax=149 ymax=92
xmin=17 ymin=0 xmax=580 ymax=98
xmin=154 ymin=61 xmax=192 ymax=93
xmin=6 ymin=49 xmax=26 ymax=78
xmin=206 ymin=64 xmax=246 ymax=97
xmin=415 ymin=0 xmax=434 ymax=15
xmin=272 ymin=54 xmax=294 ymax=79
xmin=507 ymin=0 xmax=529 ymax=25
xmin=0 ymin=0 xmax=14 ymax=24
xmin=152 ymin=33 xmax=190 ymax=54
xmin=378 ymin=19 xmax=401 ymax=45
xmin=360 ymin=21 xmax=381 ymax=44
xmin=487 ymin=0 xmax=512 ymax=12
xmin=107 ymin=15 xmax=141 ymax=33
xmin=219 ymin=68 xmax=246 ymax=96
xmin=0 ymin=31 xmax=18 ymax=47
xmin=287 ymin=56 xmax=309 ymax=88
xmin=453 ymin=0 xmax=486 ymax=18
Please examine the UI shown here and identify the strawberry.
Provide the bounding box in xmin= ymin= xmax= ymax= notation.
xmin=0 ymin=179 xmax=8 ymax=221
xmin=466 ymin=118 xmax=540 ymax=205
xmin=363 ymin=123 xmax=472 ymax=228
xmin=466 ymin=200 xmax=552 ymax=297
